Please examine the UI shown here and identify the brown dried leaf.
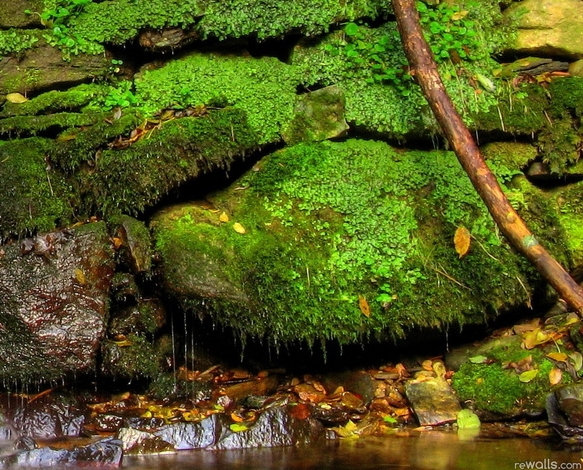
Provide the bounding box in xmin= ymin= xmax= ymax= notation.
xmin=454 ymin=226 xmax=471 ymax=258
xmin=358 ymin=295 xmax=371 ymax=317
xmin=549 ymin=367 xmax=562 ymax=386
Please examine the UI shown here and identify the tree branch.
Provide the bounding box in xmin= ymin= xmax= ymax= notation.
xmin=391 ymin=0 xmax=583 ymax=314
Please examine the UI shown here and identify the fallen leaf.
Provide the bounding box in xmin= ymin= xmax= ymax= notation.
xmin=549 ymin=368 xmax=562 ymax=386
xmin=456 ymin=409 xmax=480 ymax=429
xmin=547 ymin=352 xmax=568 ymax=363
xmin=469 ymin=355 xmax=488 ymax=364
xmin=229 ymin=423 xmax=249 ymax=432
xmin=432 ymin=361 xmax=446 ymax=377
xmin=421 ymin=360 xmax=433 ymax=371
xmin=518 ymin=369 xmax=539 ymax=383
xmin=358 ymin=295 xmax=371 ymax=317
xmin=521 ymin=328 xmax=550 ymax=349
xmin=451 ymin=10 xmax=469 ymax=21
xmin=233 ymin=222 xmax=246 ymax=234
xmin=6 ymin=92 xmax=28 ymax=104
xmin=569 ymin=352 xmax=583 ymax=372
xmin=454 ymin=226 xmax=471 ymax=258
xmin=219 ymin=212 xmax=229 ymax=223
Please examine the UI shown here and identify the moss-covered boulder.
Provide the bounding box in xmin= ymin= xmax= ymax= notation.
xmin=150 ymin=139 xmax=572 ymax=346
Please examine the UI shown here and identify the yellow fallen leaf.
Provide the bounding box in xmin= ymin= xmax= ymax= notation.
xmin=6 ymin=92 xmax=28 ymax=104
xmin=454 ymin=226 xmax=471 ymax=258
xmin=233 ymin=222 xmax=246 ymax=234
xmin=547 ymin=352 xmax=568 ymax=363
xmin=549 ymin=367 xmax=562 ymax=386
xmin=219 ymin=211 xmax=229 ymax=223
xmin=358 ymin=295 xmax=371 ymax=317
xmin=521 ymin=328 xmax=550 ymax=349
xmin=518 ymin=369 xmax=539 ymax=383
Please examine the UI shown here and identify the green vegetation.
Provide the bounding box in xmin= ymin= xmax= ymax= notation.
xmin=0 ymin=138 xmax=76 ymax=236
xmin=452 ymin=336 xmax=568 ymax=415
xmin=0 ymin=28 xmax=40 ymax=55
xmin=25 ymin=0 xmax=104 ymax=59
xmin=152 ymin=139 xmax=565 ymax=345
xmin=134 ymin=52 xmax=299 ymax=144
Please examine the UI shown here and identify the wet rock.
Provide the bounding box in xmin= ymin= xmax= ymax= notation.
xmin=0 ymin=222 xmax=115 ymax=383
xmin=0 ymin=1 xmax=43 ymax=28
xmin=0 ymin=437 xmax=123 ymax=468
xmin=138 ymin=27 xmax=200 ymax=52
xmin=504 ymin=0 xmax=583 ymax=59
xmin=210 ymin=406 xmax=324 ymax=450
xmin=282 ymin=85 xmax=349 ymax=144
xmin=554 ymin=384 xmax=583 ymax=427
xmin=546 ymin=392 xmax=583 ymax=440
xmin=1 ymin=394 xmax=85 ymax=440
xmin=220 ymin=376 xmax=280 ymax=402
xmin=405 ymin=378 xmax=461 ymax=426
xmin=153 ymin=414 xmax=221 ymax=450
xmin=116 ymin=427 xmax=174 ymax=454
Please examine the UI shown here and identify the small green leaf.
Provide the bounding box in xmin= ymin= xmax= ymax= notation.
xmin=344 ymin=22 xmax=360 ymax=37
xmin=518 ymin=369 xmax=539 ymax=383
xmin=229 ymin=423 xmax=249 ymax=432
xmin=457 ymin=409 xmax=481 ymax=429
xmin=468 ymin=355 xmax=488 ymax=364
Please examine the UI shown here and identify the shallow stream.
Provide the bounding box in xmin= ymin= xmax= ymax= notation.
xmin=119 ymin=431 xmax=582 ymax=470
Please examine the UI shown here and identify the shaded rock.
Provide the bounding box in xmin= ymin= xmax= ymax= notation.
xmin=505 ymin=0 xmax=583 ymax=59
xmin=283 ymin=86 xmax=349 ymax=144
xmin=546 ymin=392 xmax=583 ymax=440
xmin=220 ymin=376 xmax=280 ymax=402
xmin=320 ymin=370 xmax=376 ymax=406
xmin=554 ymin=384 xmax=583 ymax=427
xmin=210 ymin=406 xmax=324 ymax=450
xmin=0 ymin=437 xmax=123 ymax=468
xmin=0 ymin=222 xmax=115 ymax=382
xmin=138 ymin=27 xmax=200 ymax=52
xmin=570 ymin=60 xmax=583 ymax=78
xmin=0 ymin=1 xmax=43 ymax=28
xmin=110 ymin=215 xmax=152 ymax=274
xmin=0 ymin=42 xmax=111 ymax=95
xmin=405 ymin=378 xmax=461 ymax=426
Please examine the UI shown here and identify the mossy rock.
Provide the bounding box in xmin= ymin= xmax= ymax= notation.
xmin=133 ymin=52 xmax=299 ymax=144
xmin=0 ymin=138 xmax=77 ymax=237
xmin=150 ymin=139 xmax=571 ymax=346
xmin=550 ymin=181 xmax=583 ymax=270
xmin=451 ymin=335 xmax=570 ymax=417
xmin=67 ymin=0 xmax=389 ymax=47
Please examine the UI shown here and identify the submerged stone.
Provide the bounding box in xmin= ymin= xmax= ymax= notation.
xmin=0 ymin=437 xmax=123 ymax=468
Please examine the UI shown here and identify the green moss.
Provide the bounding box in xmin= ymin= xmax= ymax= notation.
xmin=0 ymin=138 xmax=76 ymax=237
xmin=67 ymin=0 xmax=388 ymax=46
xmin=0 ymin=111 xmax=106 ymax=137
xmin=452 ymin=336 xmax=568 ymax=415
xmin=547 ymin=77 xmax=583 ymax=118
xmin=77 ymin=108 xmax=259 ymax=216
xmin=134 ymin=52 xmax=298 ymax=144
xmin=553 ymin=181 xmax=583 ymax=267
xmin=101 ymin=333 xmax=163 ymax=379
xmin=0 ymin=83 xmax=110 ymax=118
xmin=153 ymin=139 xmax=566 ymax=345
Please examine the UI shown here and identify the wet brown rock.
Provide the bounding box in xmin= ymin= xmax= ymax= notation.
xmin=405 ymin=378 xmax=461 ymax=426
xmin=0 ymin=222 xmax=115 ymax=382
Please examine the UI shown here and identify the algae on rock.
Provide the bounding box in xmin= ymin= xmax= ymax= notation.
xmin=151 ymin=139 xmax=571 ymax=346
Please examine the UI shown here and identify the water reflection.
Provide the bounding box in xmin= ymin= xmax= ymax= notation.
xmin=122 ymin=432 xmax=583 ymax=470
